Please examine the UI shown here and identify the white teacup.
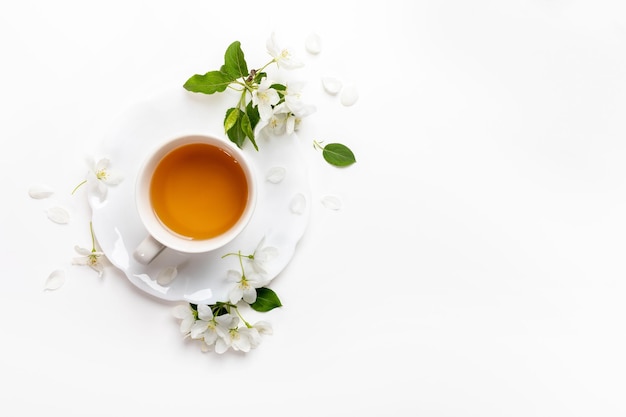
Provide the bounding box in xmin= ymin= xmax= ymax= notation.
xmin=133 ymin=134 xmax=257 ymax=264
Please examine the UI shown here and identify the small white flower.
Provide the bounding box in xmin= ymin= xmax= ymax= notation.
xmin=227 ymin=269 xmax=266 ymax=304
xmin=249 ymin=321 xmax=273 ymax=349
xmin=190 ymin=304 xmax=220 ymax=346
xmin=274 ymin=83 xmax=316 ymax=134
xmin=255 ymin=109 xmax=288 ymax=138
xmin=214 ymin=314 xmax=239 ymax=354
xmin=215 ymin=316 xmax=256 ymax=353
xmin=85 ymin=157 xmax=123 ymax=201
xmin=252 ymin=78 xmax=280 ymax=121
xmin=249 ymin=237 xmax=279 ymax=275
xmin=266 ymin=32 xmax=304 ymax=70
xmin=253 ymin=320 xmax=273 ymax=336
xmin=172 ymin=304 xmax=196 ymax=334
xmin=72 ymin=245 xmax=106 ymax=277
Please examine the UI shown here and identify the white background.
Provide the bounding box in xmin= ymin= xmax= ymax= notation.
xmin=2 ymin=0 xmax=626 ymax=415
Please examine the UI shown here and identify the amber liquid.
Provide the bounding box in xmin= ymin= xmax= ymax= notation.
xmin=150 ymin=143 xmax=248 ymax=240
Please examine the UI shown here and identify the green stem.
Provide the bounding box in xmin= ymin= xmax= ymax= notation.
xmin=71 ymin=179 xmax=87 ymax=195
xmin=313 ymin=140 xmax=325 ymax=151
xmin=257 ymin=59 xmax=277 ymax=74
xmin=89 ymin=221 xmax=96 ymax=252
xmin=234 ymin=307 xmax=252 ymax=328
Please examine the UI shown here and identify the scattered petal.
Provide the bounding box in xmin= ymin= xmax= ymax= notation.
xmin=340 ymin=83 xmax=359 ymax=106
xmin=305 ymin=33 xmax=322 ymax=54
xmin=28 ymin=185 xmax=54 ymax=199
xmin=290 ymin=193 xmax=307 ymax=215
xmin=322 ymin=76 xmax=342 ymax=95
xmin=46 ymin=206 xmax=70 ymax=224
xmin=44 ymin=269 xmax=66 ymax=291
xmin=321 ymin=195 xmax=342 ymax=211
xmin=157 ymin=266 xmax=178 ymax=285
xmin=266 ymin=167 xmax=286 ymax=184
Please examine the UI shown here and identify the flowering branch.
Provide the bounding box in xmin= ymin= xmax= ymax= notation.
xmin=183 ymin=33 xmax=356 ymax=167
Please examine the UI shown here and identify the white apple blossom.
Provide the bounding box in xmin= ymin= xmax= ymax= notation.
xmin=249 ymin=321 xmax=273 ymax=349
xmin=216 ymin=316 xmax=257 ymax=353
xmin=249 ymin=237 xmax=279 ymax=275
xmin=266 ymin=32 xmax=304 ymax=70
xmin=214 ymin=314 xmax=240 ymax=354
xmin=172 ymin=304 xmax=196 ymax=334
xmin=255 ymin=109 xmax=288 ymax=139
xmin=84 ymin=157 xmax=123 ymax=201
xmin=227 ymin=269 xmax=266 ymax=304
xmin=190 ymin=304 xmax=221 ymax=346
xmin=272 ymin=82 xmax=316 ymax=135
xmin=251 ymin=78 xmax=280 ymax=120
xmin=72 ymin=245 xmax=106 ymax=277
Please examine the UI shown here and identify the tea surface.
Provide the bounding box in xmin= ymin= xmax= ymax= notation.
xmin=150 ymin=143 xmax=248 ymax=240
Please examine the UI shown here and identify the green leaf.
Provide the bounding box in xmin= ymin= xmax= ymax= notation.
xmin=240 ymin=112 xmax=258 ymax=151
xmin=224 ymin=107 xmax=240 ymax=133
xmin=245 ymin=101 xmax=260 ymax=130
xmin=322 ymin=143 xmax=357 ymax=167
xmin=183 ymin=71 xmax=233 ymax=94
xmin=222 ymin=41 xmax=248 ymax=79
xmin=250 ymin=287 xmax=282 ymax=312
xmin=225 ymin=108 xmax=247 ymax=148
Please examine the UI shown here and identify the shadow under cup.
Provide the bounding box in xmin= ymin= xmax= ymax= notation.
xmin=133 ymin=135 xmax=257 ymax=264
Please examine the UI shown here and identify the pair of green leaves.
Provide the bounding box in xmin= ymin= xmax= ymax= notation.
xmin=184 ymin=41 xmax=263 ymax=150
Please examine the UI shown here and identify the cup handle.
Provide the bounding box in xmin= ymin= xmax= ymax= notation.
xmin=133 ymin=235 xmax=165 ymax=264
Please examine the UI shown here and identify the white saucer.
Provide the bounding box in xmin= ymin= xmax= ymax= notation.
xmin=90 ymin=88 xmax=311 ymax=304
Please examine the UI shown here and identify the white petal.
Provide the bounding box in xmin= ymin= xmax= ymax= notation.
xmin=95 ymin=158 xmax=111 ymax=171
xmin=290 ymin=193 xmax=307 ymax=215
xmin=44 ymin=269 xmax=66 ymax=291
xmin=321 ymin=195 xmax=342 ymax=211
xmin=340 ymin=83 xmax=359 ymax=106
xmin=197 ymin=304 xmax=214 ymax=321
xmin=74 ymin=246 xmax=91 ymax=256
xmin=104 ymin=173 xmax=123 ymax=186
xmin=46 ymin=206 xmax=70 ymax=224
xmin=172 ymin=304 xmax=191 ymax=319
xmin=305 ymin=33 xmax=322 ymax=54
xmin=157 ymin=266 xmax=178 ymax=285
xmin=266 ymin=167 xmax=286 ymax=184
xmin=28 ymin=185 xmax=54 ymax=199
xmin=322 ymin=77 xmax=342 ymax=95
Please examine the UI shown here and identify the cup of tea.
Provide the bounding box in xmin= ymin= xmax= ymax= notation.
xmin=133 ymin=134 xmax=257 ymax=264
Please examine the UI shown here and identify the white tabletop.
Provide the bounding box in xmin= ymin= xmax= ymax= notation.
xmin=3 ymin=1 xmax=626 ymax=415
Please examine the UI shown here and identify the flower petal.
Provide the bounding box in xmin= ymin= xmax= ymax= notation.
xmin=266 ymin=167 xmax=286 ymax=184
xmin=322 ymin=76 xmax=342 ymax=95
xmin=290 ymin=193 xmax=306 ymax=215
xmin=305 ymin=33 xmax=322 ymax=55
xmin=340 ymin=83 xmax=359 ymax=106
xmin=172 ymin=304 xmax=191 ymax=319
xmin=44 ymin=269 xmax=66 ymax=291
xmin=46 ymin=206 xmax=70 ymax=224
xmin=321 ymin=195 xmax=342 ymax=211
xmin=28 ymin=185 xmax=54 ymax=199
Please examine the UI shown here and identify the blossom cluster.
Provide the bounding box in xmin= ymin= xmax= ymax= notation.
xmin=173 ymin=303 xmax=272 ymax=354
xmin=172 ymin=238 xmax=281 ymax=354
